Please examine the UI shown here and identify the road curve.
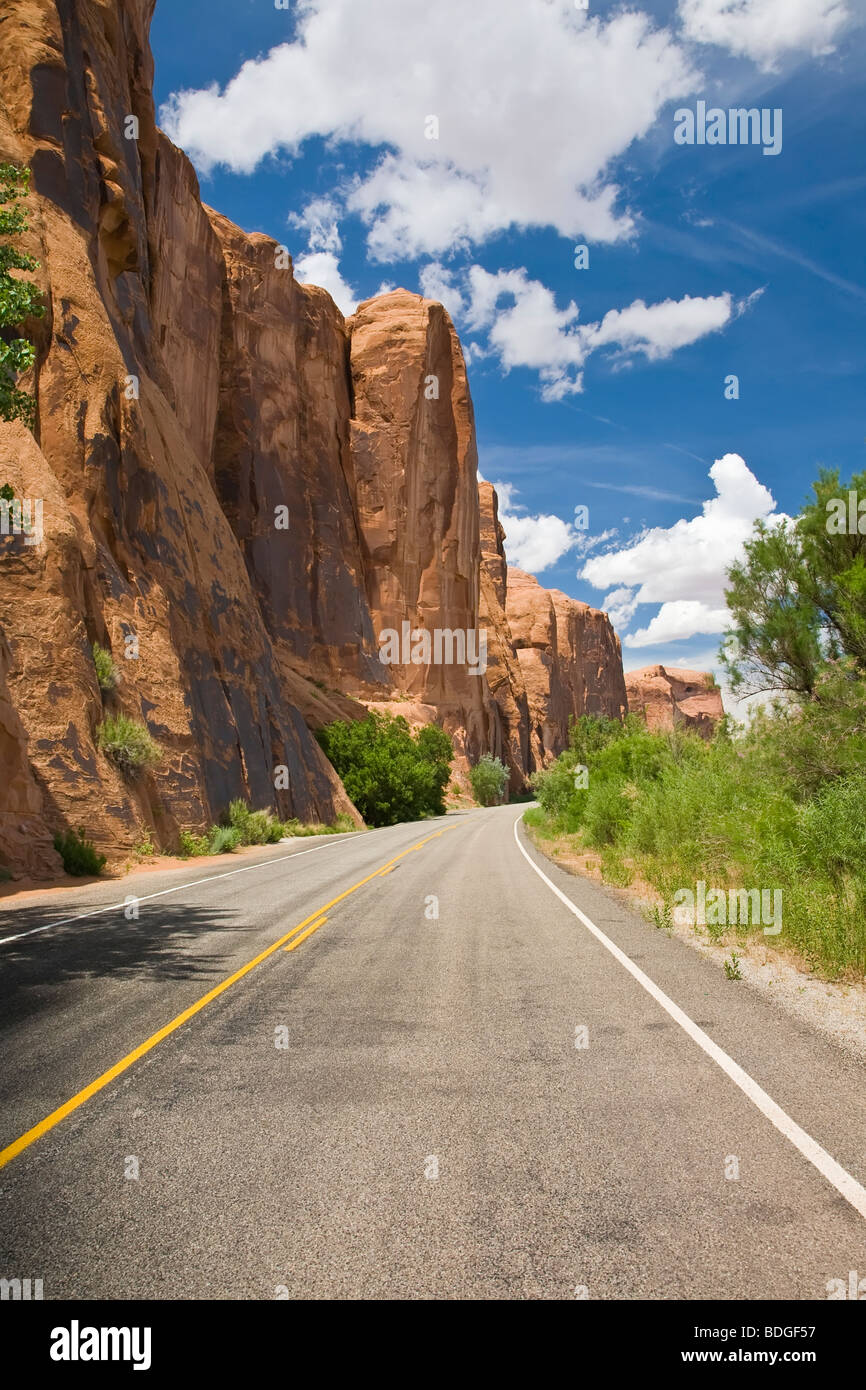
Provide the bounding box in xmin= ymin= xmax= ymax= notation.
xmin=1 ymin=805 xmax=865 ymax=1299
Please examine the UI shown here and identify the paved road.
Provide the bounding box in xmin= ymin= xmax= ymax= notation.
xmin=1 ymin=805 xmax=865 ymax=1299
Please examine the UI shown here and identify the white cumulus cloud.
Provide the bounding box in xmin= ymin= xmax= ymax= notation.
xmin=430 ymin=264 xmax=751 ymax=400
xmin=678 ymin=0 xmax=851 ymax=70
xmin=582 ymin=292 xmax=738 ymax=361
xmin=293 ymin=251 xmax=358 ymax=315
xmin=580 ymin=453 xmax=786 ymax=646
xmin=495 ymin=482 xmax=581 ymax=573
xmin=288 ymin=199 xmax=358 ymax=313
xmin=161 ymin=0 xmax=697 ymax=259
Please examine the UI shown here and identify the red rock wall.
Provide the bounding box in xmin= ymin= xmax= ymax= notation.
xmin=478 ymin=483 xmax=531 ymax=792
xmin=346 ymin=291 xmax=499 ymax=771
xmin=506 ymin=567 xmax=627 ymax=767
xmin=0 ymin=0 xmax=359 ymax=875
xmin=625 ymin=665 xmax=724 ymax=738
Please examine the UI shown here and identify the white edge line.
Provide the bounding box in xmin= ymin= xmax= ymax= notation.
xmin=0 ymin=833 xmax=361 ymax=946
xmin=513 ymin=811 xmax=866 ymax=1223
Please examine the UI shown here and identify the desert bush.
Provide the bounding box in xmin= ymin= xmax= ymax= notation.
xmin=92 ymin=642 xmax=120 ymax=693
xmin=97 ymin=714 xmax=160 ymax=771
xmin=53 ymin=826 xmax=106 ymax=876
xmin=469 ymin=754 xmax=509 ymax=807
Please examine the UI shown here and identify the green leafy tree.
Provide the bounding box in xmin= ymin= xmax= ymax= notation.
xmin=468 ymin=753 xmax=509 ymax=806
xmin=797 ymin=468 xmax=866 ymax=674
xmin=0 ymin=163 xmax=44 ymax=428
xmin=316 ymin=713 xmax=453 ymax=826
xmin=721 ymin=468 xmax=866 ymax=698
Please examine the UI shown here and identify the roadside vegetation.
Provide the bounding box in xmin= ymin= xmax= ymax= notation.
xmin=528 ymin=469 xmax=866 ymax=981
xmin=316 ymin=712 xmax=452 ymax=826
xmin=177 ymin=801 xmax=357 ymax=858
xmin=53 ymin=827 xmax=107 ymax=877
xmin=469 ymin=754 xmax=509 ymax=806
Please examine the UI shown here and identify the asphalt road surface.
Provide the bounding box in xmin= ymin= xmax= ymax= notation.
xmin=1 ymin=805 xmax=865 ymax=1300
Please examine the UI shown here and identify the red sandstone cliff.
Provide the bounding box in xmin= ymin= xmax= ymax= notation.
xmin=345 ymin=292 xmax=501 ymax=772
xmin=478 ymin=482 xmax=530 ymax=792
xmin=0 ymin=0 xmax=630 ymax=876
xmin=0 ymin=0 xmax=360 ymax=871
xmin=625 ymin=665 xmax=724 ymax=737
xmin=506 ymin=568 xmax=627 ymax=766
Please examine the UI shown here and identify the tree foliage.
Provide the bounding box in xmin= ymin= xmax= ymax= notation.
xmin=316 ymin=713 xmax=453 ymax=826
xmin=721 ymin=468 xmax=866 ymax=698
xmin=468 ymin=754 xmax=509 ymax=806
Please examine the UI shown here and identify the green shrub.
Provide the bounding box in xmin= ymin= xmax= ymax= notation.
xmin=98 ymin=714 xmax=160 ymax=771
xmin=280 ymin=817 xmax=318 ymax=837
xmin=92 ymin=642 xmax=120 ymax=693
xmin=207 ymin=825 xmax=240 ymax=854
xmin=316 ymin=713 xmax=452 ymax=827
xmin=53 ymin=826 xmax=106 ymax=877
xmin=469 ymin=754 xmax=509 ymax=807
xmin=582 ymin=777 xmax=632 ymax=847
xmin=225 ymin=799 xmax=284 ymax=845
xmin=526 ymin=699 xmax=866 ymax=978
xmin=178 ymin=830 xmax=209 ymax=858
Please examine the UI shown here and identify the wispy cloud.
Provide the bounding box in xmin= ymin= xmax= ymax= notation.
xmin=582 ymin=481 xmax=702 ymax=504
xmin=716 ymin=217 xmax=866 ymax=304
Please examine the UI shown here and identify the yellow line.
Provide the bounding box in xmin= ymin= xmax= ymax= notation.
xmin=285 ymin=916 xmax=328 ymax=952
xmin=0 ymin=825 xmax=453 ymax=1171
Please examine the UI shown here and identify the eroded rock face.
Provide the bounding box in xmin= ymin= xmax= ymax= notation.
xmin=506 ymin=568 xmax=627 ymax=766
xmin=0 ymin=0 xmax=359 ymax=874
xmin=345 ymin=291 xmax=498 ymax=772
xmin=625 ymin=665 xmax=724 ymax=737
xmin=477 ymin=482 xmax=530 ymax=792
xmin=0 ymin=624 xmax=61 ymax=879
xmin=207 ymin=211 xmax=386 ymax=707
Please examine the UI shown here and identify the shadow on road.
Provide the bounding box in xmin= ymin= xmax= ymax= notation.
xmin=0 ymin=900 xmax=254 ymax=1030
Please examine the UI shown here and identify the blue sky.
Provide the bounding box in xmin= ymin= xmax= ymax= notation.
xmin=150 ymin=0 xmax=866 ymax=695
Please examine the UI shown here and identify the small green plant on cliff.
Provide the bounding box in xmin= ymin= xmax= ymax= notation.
xmin=97 ymin=713 xmax=160 ymax=772
xmin=92 ymin=642 xmax=120 ymax=694
xmin=0 ymin=483 xmax=14 ymax=503
xmin=0 ymin=163 xmax=45 ymax=428
xmin=53 ymin=826 xmax=106 ymax=877
xmin=133 ymin=830 xmax=156 ymax=857
xmin=468 ymin=754 xmax=509 ymax=807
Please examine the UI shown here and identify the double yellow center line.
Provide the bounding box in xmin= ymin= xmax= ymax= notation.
xmin=0 ymin=826 xmax=452 ymax=1171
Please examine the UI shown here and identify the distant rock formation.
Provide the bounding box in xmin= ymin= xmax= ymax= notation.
xmin=505 ymin=568 xmax=627 ymax=767
xmin=625 ymin=665 xmax=724 ymax=737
